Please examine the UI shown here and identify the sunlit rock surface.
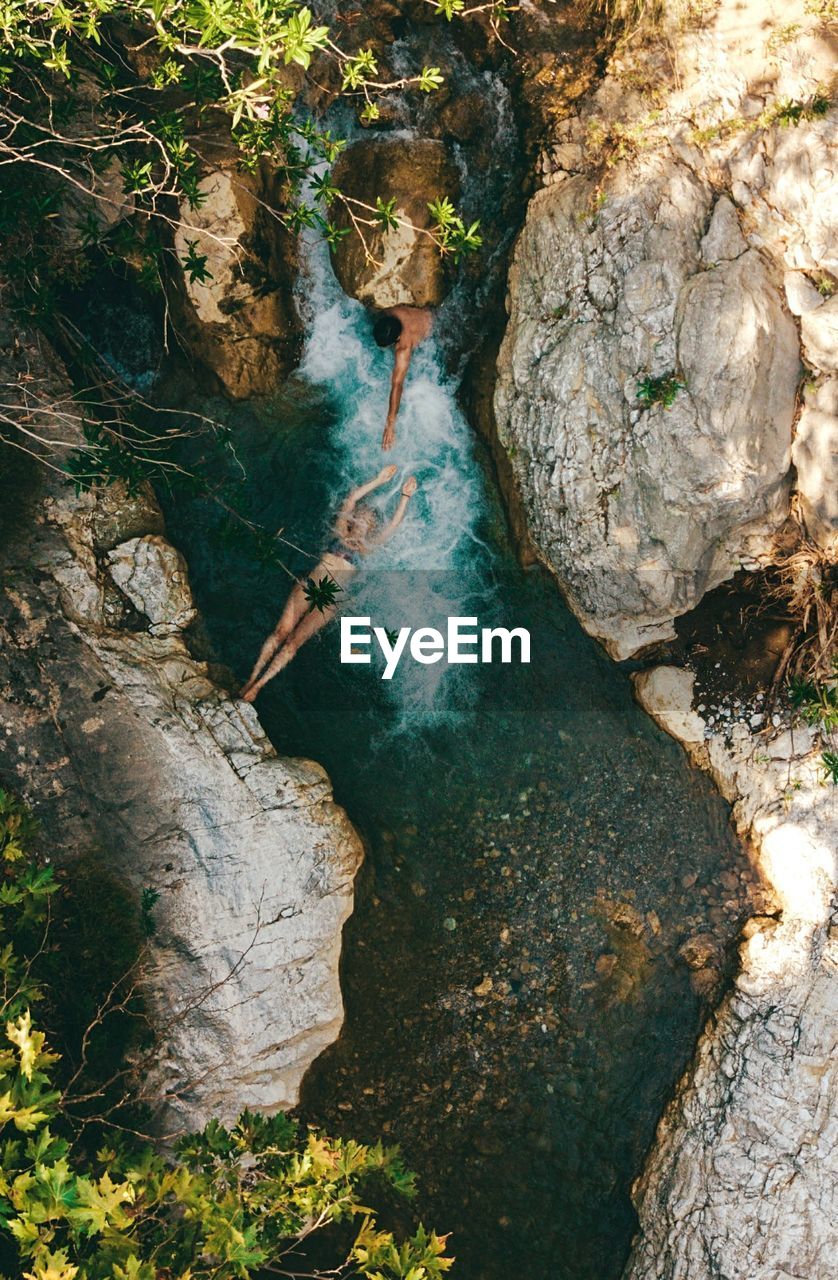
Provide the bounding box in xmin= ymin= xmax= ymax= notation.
xmin=793 ymin=378 xmax=838 ymax=557
xmin=495 ymin=0 xmax=837 ymax=658
xmin=629 ymin=667 xmax=837 ymax=1280
xmin=801 ymin=295 xmax=838 ymax=375
xmin=0 ymin=324 xmax=361 ymax=1131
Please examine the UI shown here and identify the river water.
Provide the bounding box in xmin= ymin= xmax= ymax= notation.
xmin=157 ymin=229 xmax=756 ymax=1279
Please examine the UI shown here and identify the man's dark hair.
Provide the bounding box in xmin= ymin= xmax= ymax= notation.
xmin=372 ymin=313 xmax=402 ymax=348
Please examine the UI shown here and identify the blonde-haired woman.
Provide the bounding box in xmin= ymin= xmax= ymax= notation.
xmin=240 ymin=464 xmax=417 ymax=700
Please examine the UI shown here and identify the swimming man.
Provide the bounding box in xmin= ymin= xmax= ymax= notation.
xmin=372 ymin=305 xmax=433 ymax=451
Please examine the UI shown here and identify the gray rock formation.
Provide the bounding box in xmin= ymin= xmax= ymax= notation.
xmin=491 ymin=6 xmax=838 ymax=1269
xmin=494 ymin=167 xmax=799 ymax=658
xmin=793 ymin=378 xmax=838 ymax=556
xmin=494 ymin=0 xmax=837 ymax=658
xmin=330 ymin=138 xmax=459 ymax=309
xmin=107 ymin=535 xmax=197 ymax=635
xmin=801 ymin=295 xmax=838 ymax=375
xmin=629 ymin=667 xmax=837 ymax=1280
xmin=0 ymin=324 xmax=362 ymax=1132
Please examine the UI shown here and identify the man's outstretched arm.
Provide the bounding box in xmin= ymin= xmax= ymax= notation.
xmin=382 ymin=346 xmax=412 ymax=451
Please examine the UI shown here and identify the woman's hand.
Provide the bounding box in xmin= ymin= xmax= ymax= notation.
xmin=377 ymin=463 xmax=398 ymax=483
xmin=401 ymin=475 xmax=417 ymax=497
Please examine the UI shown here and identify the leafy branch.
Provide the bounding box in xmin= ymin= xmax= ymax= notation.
xmin=0 ymin=0 xmax=486 ymax=284
xmin=0 ymin=790 xmax=455 ymax=1280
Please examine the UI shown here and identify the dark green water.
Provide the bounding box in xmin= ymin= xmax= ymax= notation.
xmin=53 ymin=16 xmax=753 ymax=1269
xmin=160 ymin=344 xmax=753 ymax=1280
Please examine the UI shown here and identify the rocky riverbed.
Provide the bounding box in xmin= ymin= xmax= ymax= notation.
xmin=1 ymin=0 xmax=836 ymax=1276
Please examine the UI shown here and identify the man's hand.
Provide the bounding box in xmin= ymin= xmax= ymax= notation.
xmin=378 ymin=463 xmax=397 ymax=483
xmin=381 ymin=420 xmax=396 ymax=451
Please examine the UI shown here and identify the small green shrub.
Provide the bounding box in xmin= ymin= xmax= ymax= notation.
xmin=305 ymin=575 xmax=344 ymax=613
xmin=690 ymin=90 xmax=831 ymax=149
xmin=769 ymin=92 xmax=831 ymax=127
xmin=805 ymin=0 xmax=838 ymax=18
xmin=636 ymin=373 xmax=685 ymax=409
xmin=788 ymin=664 xmax=838 ymax=785
xmin=788 ymin=675 xmax=838 ymax=732
xmin=0 ymin=792 xmax=453 ymax=1280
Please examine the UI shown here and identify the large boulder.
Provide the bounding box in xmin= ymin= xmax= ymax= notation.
xmin=173 ymin=165 xmax=300 ymax=399
xmin=494 ymin=166 xmax=800 ymax=658
xmin=107 ymin=534 xmax=197 ymax=635
xmin=793 ymin=378 xmax=838 ymax=555
xmin=800 ymin=294 xmax=838 ymax=374
xmin=629 ymin=667 xmax=838 ymax=1280
xmin=0 ymin=323 xmax=362 ymax=1132
xmin=329 ymin=138 xmax=459 ymax=308
xmin=496 ymin=0 xmax=838 ymax=659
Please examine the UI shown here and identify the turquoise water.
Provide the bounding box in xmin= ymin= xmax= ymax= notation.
xmin=160 ymin=238 xmax=754 ymax=1279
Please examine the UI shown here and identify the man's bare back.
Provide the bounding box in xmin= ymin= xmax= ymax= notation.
xmin=390 ymin=305 xmax=433 ymax=349
xmin=372 ymin=305 xmax=433 ymax=450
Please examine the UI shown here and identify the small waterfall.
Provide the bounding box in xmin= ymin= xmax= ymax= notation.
xmin=293 ymin=227 xmax=497 ymax=727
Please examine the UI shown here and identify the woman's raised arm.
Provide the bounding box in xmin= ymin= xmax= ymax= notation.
xmin=369 ymin=475 xmax=417 ymax=546
xmin=337 ymin=464 xmax=397 ymax=518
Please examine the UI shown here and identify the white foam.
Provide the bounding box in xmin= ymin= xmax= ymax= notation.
xmin=295 ymin=233 xmax=492 ymax=725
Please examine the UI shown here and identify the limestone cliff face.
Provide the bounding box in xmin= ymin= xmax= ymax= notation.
xmin=494 ymin=0 xmax=837 ymax=658
xmin=0 ymin=324 xmax=362 ymax=1132
xmin=629 ymin=667 xmax=837 ymax=1280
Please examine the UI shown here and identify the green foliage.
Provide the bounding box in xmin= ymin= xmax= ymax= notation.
xmin=585 ymin=111 xmax=662 ymax=165
xmin=139 ymin=887 xmax=160 ymax=938
xmin=428 ymin=198 xmax=483 ymax=261
xmin=418 ymin=66 xmax=445 ymax=93
xmin=342 ymin=47 xmax=379 ymax=91
xmin=788 ymin=675 xmax=838 ymax=732
xmin=180 ymin=239 xmax=213 ymax=285
xmin=768 ymin=92 xmax=831 ymax=127
xmin=0 ymin=1 xmax=482 ymax=274
xmin=0 ymin=792 xmax=40 ymax=867
xmin=691 ymin=89 xmax=831 ymax=147
xmin=375 ymin=196 xmax=401 ymax=232
xmin=636 ymin=372 xmax=685 ymax=409
xmin=821 ymin=750 xmax=838 ymax=784
xmin=0 ymin=794 xmax=454 ymax=1280
xmin=805 ymin=0 xmax=838 ymax=19
xmin=765 ymin=21 xmax=802 ymax=53
xmin=304 ymin=575 xmax=343 ymax=613
xmin=430 ymin=0 xmax=511 ymax=24
xmin=0 ymin=792 xmax=57 ymax=1022
xmin=63 ymin=421 xmax=162 ymax=497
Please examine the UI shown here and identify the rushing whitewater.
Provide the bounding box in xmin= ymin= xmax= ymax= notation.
xmin=293 ymin=230 xmax=496 ymax=722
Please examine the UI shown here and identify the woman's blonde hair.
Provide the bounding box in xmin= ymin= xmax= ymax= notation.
xmin=341 ymin=505 xmax=377 ymax=551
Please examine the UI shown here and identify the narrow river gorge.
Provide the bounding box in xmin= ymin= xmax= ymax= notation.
xmin=150 ymin=234 xmax=757 ymax=1279
xmin=3 ymin=3 xmax=834 ymax=1278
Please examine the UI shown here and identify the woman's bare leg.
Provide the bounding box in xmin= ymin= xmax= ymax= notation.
xmin=240 ymin=581 xmax=308 ymax=695
xmin=241 ymin=603 xmax=336 ymax=700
